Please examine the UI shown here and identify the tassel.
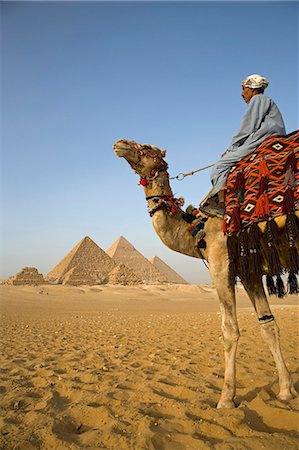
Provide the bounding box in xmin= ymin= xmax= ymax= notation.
xmin=267 ymin=246 xmax=281 ymax=276
xmin=247 ymin=223 xmax=262 ymax=278
xmin=232 ymin=206 xmax=241 ymax=231
xmin=248 ymin=223 xmax=260 ymax=244
xmin=266 ymin=220 xmax=281 ymax=276
xmin=267 ymin=219 xmax=279 ymax=242
xmin=266 ymin=275 xmax=277 ymax=296
xmin=233 ymin=171 xmax=245 ymax=203
xmin=191 ymin=221 xmax=204 ymax=237
xmin=255 ymin=193 xmax=270 ymax=218
xmin=227 ymin=235 xmax=239 ymax=286
xmin=182 ymin=212 xmax=195 ymax=223
xmin=284 ymin=166 xmax=295 ymax=188
xmin=259 ymin=158 xmax=270 ymax=178
xmin=238 ymin=230 xmax=249 ymax=282
xmin=282 ymin=187 xmax=294 ymax=214
xmin=197 ymin=239 xmax=206 ymax=249
xmin=288 ymin=272 xmax=299 ymax=295
xmin=233 ymin=171 xmax=245 ymax=192
xmin=285 ymin=151 xmax=297 ymax=172
xmin=286 ymin=213 xmax=299 ymax=240
xmin=248 ymin=222 xmax=260 ymax=248
xmin=258 ymin=176 xmax=268 ymax=196
xmin=186 ymin=204 xmax=196 ymax=214
xmin=171 ymin=205 xmax=178 ymax=215
xmin=289 ymin=246 xmax=299 ymax=273
xmin=139 ymin=178 xmax=148 ymax=186
xmin=187 ymin=223 xmax=196 ymax=232
xmin=276 ymin=275 xmax=286 ymax=298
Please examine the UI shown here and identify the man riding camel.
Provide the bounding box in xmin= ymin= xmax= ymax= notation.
xmin=200 ymin=74 xmax=286 ymax=218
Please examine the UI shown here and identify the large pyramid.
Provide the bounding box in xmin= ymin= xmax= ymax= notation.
xmin=46 ymin=236 xmax=116 ymax=285
xmin=106 ymin=236 xmax=168 ymax=284
xmin=150 ymin=256 xmax=188 ymax=284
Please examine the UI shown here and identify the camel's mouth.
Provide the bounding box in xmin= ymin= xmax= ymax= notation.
xmin=113 ymin=140 xmax=132 ymax=157
xmin=113 ymin=146 xmax=126 ymax=157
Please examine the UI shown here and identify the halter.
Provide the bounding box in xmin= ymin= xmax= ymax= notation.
xmin=130 ymin=142 xmax=168 ymax=186
xmin=146 ymin=194 xmax=184 ymax=217
xmin=128 ymin=140 xmax=208 ymax=258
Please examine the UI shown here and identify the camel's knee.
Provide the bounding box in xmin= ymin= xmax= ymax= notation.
xmin=222 ymin=322 xmax=240 ymax=350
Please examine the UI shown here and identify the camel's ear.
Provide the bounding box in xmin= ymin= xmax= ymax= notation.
xmin=161 ymin=149 xmax=167 ymax=157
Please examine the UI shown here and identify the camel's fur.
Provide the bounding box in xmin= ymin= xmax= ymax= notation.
xmin=113 ymin=138 xmax=297 ymax=408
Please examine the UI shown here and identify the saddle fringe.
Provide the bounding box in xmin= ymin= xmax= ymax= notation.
xmin=227 ymin=212 xmax=299 ymax=297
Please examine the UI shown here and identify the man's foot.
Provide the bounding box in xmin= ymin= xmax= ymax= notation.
xmin=199 ymin=203 xmax=225 ymax=219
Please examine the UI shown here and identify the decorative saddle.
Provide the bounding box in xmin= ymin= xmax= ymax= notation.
xmin=224 ymin=130 xmax=299 ymax=235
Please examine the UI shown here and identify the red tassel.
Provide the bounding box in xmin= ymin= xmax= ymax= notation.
xmin=232 ymin=206 xmax=241 ymax=231
xmin=233 ymin=171 xmax=245 ymax=192
xmin=285 ymin=152 xmax=297 ymax=172
xmin=258 ymin=176 xmax=268 ymax=195
xmin=259 ymin=158 xmax=270 ymax=178
xmin=255 ymin=193 xmax=270 ymax=218
xmin=139 ymin=178 xmax=148 ymax=186
xmin=282 ymin=187 xmax=294 ymax=214
xmin=171 ymin=205 xmax=178 ymax=215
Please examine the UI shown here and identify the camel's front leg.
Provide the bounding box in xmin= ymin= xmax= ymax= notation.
xmin=208 ymin=257 xmax=239 ymax=408
xmin=242 ymin=277 xmax=297 ymax=400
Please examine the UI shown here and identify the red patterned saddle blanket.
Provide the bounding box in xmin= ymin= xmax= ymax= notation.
xmin=224 ymin=130 xmax=299 ymax=235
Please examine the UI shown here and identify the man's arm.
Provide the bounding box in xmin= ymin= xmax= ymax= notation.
xmin=227 ymin=95 xmax=271 ymax=152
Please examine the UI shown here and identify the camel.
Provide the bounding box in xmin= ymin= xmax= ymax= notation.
xmin=113 ymin=138 xmax=298 ymax=408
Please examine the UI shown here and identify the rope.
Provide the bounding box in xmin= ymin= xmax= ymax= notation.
xmin=170 ymin=163 xmax=214 ymax=181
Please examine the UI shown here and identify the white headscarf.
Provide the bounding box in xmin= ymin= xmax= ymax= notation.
xmin=242 ymin=74 xmax=269 ymax=90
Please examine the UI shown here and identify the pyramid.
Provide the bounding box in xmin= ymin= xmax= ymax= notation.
xmin=150 ymin=256 xmax=188 ymax=284
xmin=7 ymin=267 xmax=46 ymax=285
xmin=106 ymin=236 xmax=168 ymax=284
xmin=108 ymin=264 xmax=142 ymax=285
xmin=46 ymin=236 xmax=116 ymax=285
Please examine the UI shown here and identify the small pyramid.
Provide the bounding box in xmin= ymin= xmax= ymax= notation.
xmin=46 ymin=236 xmax=116 ymax=285
xmin=150 ymin=256 xmax=188 ymax=284
xmin=108 ymin=264 xmax=142 ymax=285
xmin=106 ymin=236 xmax=168 ymax=284
xmin=7 ymin=267 xmax=46 ymax=285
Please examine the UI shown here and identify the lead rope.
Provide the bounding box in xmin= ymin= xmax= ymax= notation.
xmin=170 ymin=163 xmax=214 ymax=181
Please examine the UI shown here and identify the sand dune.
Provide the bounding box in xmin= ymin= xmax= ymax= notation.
xmin=0 ymin=285 xmax=298 ymax=449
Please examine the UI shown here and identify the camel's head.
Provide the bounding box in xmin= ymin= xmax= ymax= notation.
xmin=113 ymin=139 xmax=168 ymax=184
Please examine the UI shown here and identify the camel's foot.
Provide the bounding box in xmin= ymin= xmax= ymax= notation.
xmin=278 ymin=385 xmax=298 ymax=401
xmin=217 ymin=398 xmax=236 ymax=409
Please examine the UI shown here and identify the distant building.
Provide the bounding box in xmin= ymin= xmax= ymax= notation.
xmin=106 ymin=236 xmax=168 ymax=284
xmin=46 ymin=236 xmax=116 ymax=285
xmin=7 ymin=267 xmax=46 ymax=285
xmin=150 ymin=256 xmax=188 ymax=284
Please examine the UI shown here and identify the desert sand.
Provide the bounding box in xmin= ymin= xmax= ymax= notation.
xmin=0 ymin=284 xmax=298 ymax=450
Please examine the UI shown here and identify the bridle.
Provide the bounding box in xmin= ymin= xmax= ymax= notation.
xmin=129 ymin=142 xmax=169 ymax=186
xmin=117 ymin=139 xmax=208 ymax=262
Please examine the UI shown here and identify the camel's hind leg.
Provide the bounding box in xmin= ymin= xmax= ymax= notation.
xmin=242 ymin=277 xmax=297 ymax=400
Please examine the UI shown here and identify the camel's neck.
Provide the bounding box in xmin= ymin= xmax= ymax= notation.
xmin=142 ymin=171 xmax=202 ymax=259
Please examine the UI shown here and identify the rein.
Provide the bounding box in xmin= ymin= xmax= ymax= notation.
xmin=170 ymin=163 xmax=214 ymax=181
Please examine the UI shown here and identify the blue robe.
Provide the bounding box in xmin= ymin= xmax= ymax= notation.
xmin=210 ymin=94 xmax=286 ymax=196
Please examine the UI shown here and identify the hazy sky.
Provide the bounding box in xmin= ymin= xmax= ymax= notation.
xmin=1 ymin=1 xmax=298 ymax=283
